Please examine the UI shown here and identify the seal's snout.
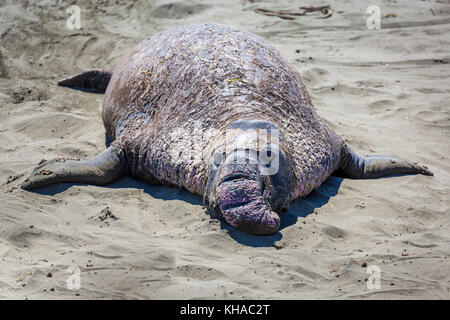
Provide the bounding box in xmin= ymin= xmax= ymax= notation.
xmin=206 ymin=119 xmax=289 ymax=235
xmin=215 ymin=177 xmax=280 ymax=235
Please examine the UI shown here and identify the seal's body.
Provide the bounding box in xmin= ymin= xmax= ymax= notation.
xmin=103 ymin=24 xmax=340 ymax=200
xmin=23 ymin=24 xmax=432 ymax=235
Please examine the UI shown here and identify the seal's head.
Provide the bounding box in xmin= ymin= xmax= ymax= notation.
xmin=206 ymin=120 xmax=291 ymax=235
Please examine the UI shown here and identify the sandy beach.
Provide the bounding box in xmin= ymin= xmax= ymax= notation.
xmin=0 ymin=0 xmax=449 ymax=299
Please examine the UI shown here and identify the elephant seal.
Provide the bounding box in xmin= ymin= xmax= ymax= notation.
xmin=22 ymin=24 xmax=432 ymax=235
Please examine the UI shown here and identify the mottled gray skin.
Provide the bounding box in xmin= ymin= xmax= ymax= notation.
xmin=22 ymin=24 xmax=432 ymax=235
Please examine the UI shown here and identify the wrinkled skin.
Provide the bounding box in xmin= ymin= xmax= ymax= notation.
xmin=22 ymin=24 xmax=432 ymax=235
xmin=103 ymin=23 xmax=342 ymax=234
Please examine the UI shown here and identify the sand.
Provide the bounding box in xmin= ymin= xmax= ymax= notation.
xmin=0 ymin=0 xmax=449 ymax=299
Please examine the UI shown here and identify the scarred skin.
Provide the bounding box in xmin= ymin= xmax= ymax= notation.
xmin=22 ymin=23 xmax=432 ymax=235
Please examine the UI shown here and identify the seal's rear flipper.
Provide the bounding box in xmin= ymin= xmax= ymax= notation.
xmin=21 ymin=146 xmax=127 ymax=190
xmin=337 ymin=145 xmax=433 ymax=179
xmin=58 ymin=70 xmax=112 ymax=93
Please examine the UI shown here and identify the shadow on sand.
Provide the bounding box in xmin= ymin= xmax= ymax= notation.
xmin=220 ymin=176 xmax=343 ymax=247
xmin=32 ymin=176 xmax=204 ymax=205
xmin=29 ymin=175 xmax=343 ymax=248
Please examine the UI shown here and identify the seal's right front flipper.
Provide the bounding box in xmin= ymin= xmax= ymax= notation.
xmin=58 ymin=70 xmax=112 ymax=93
xmin=21 ymin=146 xmax=127 ymax=190
xmin=337 ymin=145 xmax=433 ymax=179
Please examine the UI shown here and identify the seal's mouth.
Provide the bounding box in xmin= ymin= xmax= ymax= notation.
xmin=216 ymin=176 xmax=280 ymax=235
xmin=213 ymin=160 xmax=280 ymax=235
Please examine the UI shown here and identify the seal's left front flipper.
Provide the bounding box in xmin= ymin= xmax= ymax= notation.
xmin=337 ymin=145 xmax=433 ymax=179
xmin=58 ymin=69 xmax=112 ymax=93
xmin=21 ymin=146 xmax=127 ymax=190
